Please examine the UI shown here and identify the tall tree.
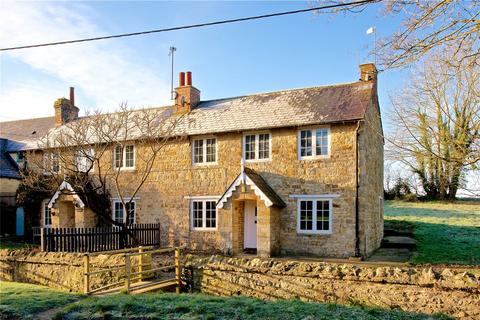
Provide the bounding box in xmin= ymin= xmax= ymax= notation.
xmin=387 ymin=53 xmax=479 ymax=199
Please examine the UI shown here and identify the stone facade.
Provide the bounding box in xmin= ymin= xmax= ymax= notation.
xmin=196 ymin=256 xmax=480 ymax=320
xmin=31 ymin=65 xmax=384 ymax=259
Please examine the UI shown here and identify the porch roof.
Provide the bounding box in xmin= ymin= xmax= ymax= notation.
xmin=217 ymin=167 xmax=286 ymax=209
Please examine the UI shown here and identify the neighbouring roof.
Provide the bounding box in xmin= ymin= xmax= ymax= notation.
xmin=0 ymin=81 xmax=374 ymax=151
xmin=0 ymin=139 xmax=20 ymax=179
xmin=217 ymin=167 xmax=286 ymax=209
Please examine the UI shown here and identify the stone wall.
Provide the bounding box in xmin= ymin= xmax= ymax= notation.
xmin=197 ymin=256 xmax=480 ymax=319
xmin=358 ymin=95 xmax=384 ymax=256
xmin=0 ymin=249 xmax=126 ymax=292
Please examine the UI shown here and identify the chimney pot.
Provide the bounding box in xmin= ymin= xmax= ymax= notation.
xmin=69 ymin=87 xmax=75 ymax=107
xmin=179 ymin=72 xmax=185 ymax=86
xmin=186 ymin=71 xmax=192 ymax=86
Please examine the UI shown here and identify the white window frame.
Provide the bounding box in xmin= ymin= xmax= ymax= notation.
xmin=191 ymin=136 xmax=217 ymax=166
xmin=75 ymin=148 xmax=94 ymax=172
xmin=190 ymin=197 xmax=218 ymax=231
xmin=296 ymin=197 xmax=333 ymax=235
xmin=43 ymin=152 xmax=60 ymax=174
xmin=113 ymin=145 xmax=135 ymax=170
xmin=243 ymin=131 xmax=272 ymax=162
xmin=112 ymin=200 xmax=136 ymax=224
xmin=297 ymin=126 xmax=330 ymax=160
xmin=43 ymin=200 xmax=52 ymax=227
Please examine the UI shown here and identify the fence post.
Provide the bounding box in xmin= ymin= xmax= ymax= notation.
xmin=40 ymin=228 xmax=45 ymax=252
xmin=138 ymin=246 xmax=144 ymax=281
xmin=175 ymin=247 xmax=181 ymax=294
xmin=83 ymin=254 xmax=90 ymax=294
xmin=125 ymin=254 xmax=131 ymax=294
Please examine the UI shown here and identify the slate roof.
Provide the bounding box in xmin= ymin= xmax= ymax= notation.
xmin=0 ymin=139 xmax=20 ymax=179
xmin=244 ymin=167 xmax=286 ymax=208
xmin=0 ymin=81 xmax=374 ymax=152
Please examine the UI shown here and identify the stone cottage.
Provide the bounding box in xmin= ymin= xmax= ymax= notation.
xmin=0 ymin=63 xmax=384 ymax=258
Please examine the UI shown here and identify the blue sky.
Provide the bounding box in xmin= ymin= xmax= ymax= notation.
xmin=0 ymin=1 xmax=409 ymax=124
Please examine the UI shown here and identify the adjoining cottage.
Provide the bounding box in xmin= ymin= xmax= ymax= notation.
xmin=0 ymin=64 xmax=384 ymax=258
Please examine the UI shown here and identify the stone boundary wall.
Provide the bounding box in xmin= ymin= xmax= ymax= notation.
xmin=197 ymin=256 xmax=480 ymax=320
xmin=0 ymin=249 xmax=126 ymax=292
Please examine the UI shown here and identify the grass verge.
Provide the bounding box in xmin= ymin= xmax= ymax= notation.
xmin=54 ymin=292 xmax=452 ymax=320
xmin=384 ymin=200 xmax=480 ymax=265
xmin=0 ymin=281 xmax=81 ymax=319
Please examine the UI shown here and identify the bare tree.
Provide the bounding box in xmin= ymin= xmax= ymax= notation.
xmin=318 ymin=0 xmax=480 ymax=69
xmin=22 ymin=104 xmax=185 ymax=244
xmin=387 ymin=53 xmax=479 ymax=199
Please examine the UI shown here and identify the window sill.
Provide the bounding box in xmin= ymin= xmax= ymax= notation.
xmin=297 ymin=230 xmax=332 ymax=235
xmin=192 ymin=162 xmax=218 ymax=167
xmin=114 ymin=167 xmax=136 ymax=171
xmin=298 ymin=155 xmax=330 ymax=161
xmin=192 ymin=228 xmax=218 ymax=232
xmin=245 ymin=158 xmax=271 ymax=163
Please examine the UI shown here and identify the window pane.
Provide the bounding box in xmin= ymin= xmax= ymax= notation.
xmin=44 ymin=203 xmax=52 ymax=226
xmin=193 ymin=140 xmax=204 ymax=164
xmin=114 ymin=146 xmax=123 ymax=168
xmin=125 ymin=146 xmax=134 ymax=167
xmin=315 ymin=129 xmax=329 ymax=156
xmin=299 ymin=200 xmax=313 ymax=231
xmin=114 ymin=202 xmax=124 ymax=223
xmin=206 ymin=138 xmax=216 ymax=163
xmin=192 ymin=201 xmax=203 ymax=228
xmin=51 ymin=153 xmax=60 ymax=173
xmin=300 ymin=130 xmax=312 ymax=157
xmin=258 ymin=134 xmax=270 ymax=159
xmin=205 ymin=201 xmax=216 ymax=228
xmin=316 ymin=200 xmax=330 ymax=231
xmin=126 ymin=202 xmax=135 ymax=224
xmin=245 ymin=135 xmax=255 ymax=160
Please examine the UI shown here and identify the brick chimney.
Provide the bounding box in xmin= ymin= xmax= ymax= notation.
xmin=54 ymin=87 xmax=79 ymax=126
xmin=359 ymin=63 xmax=377 ymax=82
xmin=174 ymin=71 xmax=200 ymax=114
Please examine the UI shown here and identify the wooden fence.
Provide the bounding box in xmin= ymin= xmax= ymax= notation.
xmin=40 ymin=224 xmax=160 ymax=253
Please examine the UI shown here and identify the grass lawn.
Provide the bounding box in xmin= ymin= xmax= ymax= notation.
xmin=384 ymin=200 xmax=480 ymax=265
xmin=0 ymin=281 xmax=81 ymax=319
xmin=0 ymin=282 xmax=450 ymax=320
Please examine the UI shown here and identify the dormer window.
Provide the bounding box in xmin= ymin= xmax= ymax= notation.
xmin=113 ymin=145 xmax=135 ymax=169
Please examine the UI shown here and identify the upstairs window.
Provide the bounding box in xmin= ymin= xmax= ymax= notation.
xmin=113 ymin=145 xmax=135 ymax=169
xmin=192 ymin=137 xmax=217 ymax=165
xmin=298 ymin=127 xmax=329 ymax=159
xmin=191 ymin=199 xmax=217 ymax=230
xmin=244 ymin=133 xmax=271 ymax=161
xmin=75 ymin=149 xmax=94 ymax=172
xmin=297 ymin=198 xmax=332 ymax=234
xmin=113 ymin=200 xmax=135 ymax=224
xmin=43 ymin=152 xmax=60 ymax=174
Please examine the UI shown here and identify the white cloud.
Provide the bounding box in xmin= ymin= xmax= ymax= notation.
xmin=0 ymin=2 xmax=171 ymax=120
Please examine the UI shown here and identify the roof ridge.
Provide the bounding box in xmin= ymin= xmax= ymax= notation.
xmin=198 ymin=81 xmax=364 ymax=105
xmin=0 ymin=115 xmax=54 ymax=125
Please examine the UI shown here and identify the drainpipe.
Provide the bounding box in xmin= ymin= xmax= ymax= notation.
xmin=354 ymin=120 xmax=362 ymax=257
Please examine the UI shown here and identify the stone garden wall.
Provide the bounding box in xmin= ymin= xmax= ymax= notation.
xmin=196 ymin=256 xmax=480 ymax=320
xmin=0 ymin=249 xmax=126 ymax=292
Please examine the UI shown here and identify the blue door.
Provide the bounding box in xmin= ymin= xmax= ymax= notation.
xmin=16 ymin=207 xmax=24 ymax=236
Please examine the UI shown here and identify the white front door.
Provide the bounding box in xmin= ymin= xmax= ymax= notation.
xmin=244 ymin=201 xmax=257 ymax=249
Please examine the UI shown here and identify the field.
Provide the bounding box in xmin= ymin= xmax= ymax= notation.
xmin=384 ymin=200 xmax=480 ymax=265
xmin=0 ymin=281 xmax=451 ymax=320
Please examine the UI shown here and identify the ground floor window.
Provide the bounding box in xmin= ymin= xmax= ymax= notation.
xmin=113 ymin=200 xmax=135 ymax=224
xmin=190 ymin=199 xmax=217 ymax=230
xmin=43 ymin=201 xmax=52 ymax=227
xmin=297 ymin=198 xmax=332 ymax=234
